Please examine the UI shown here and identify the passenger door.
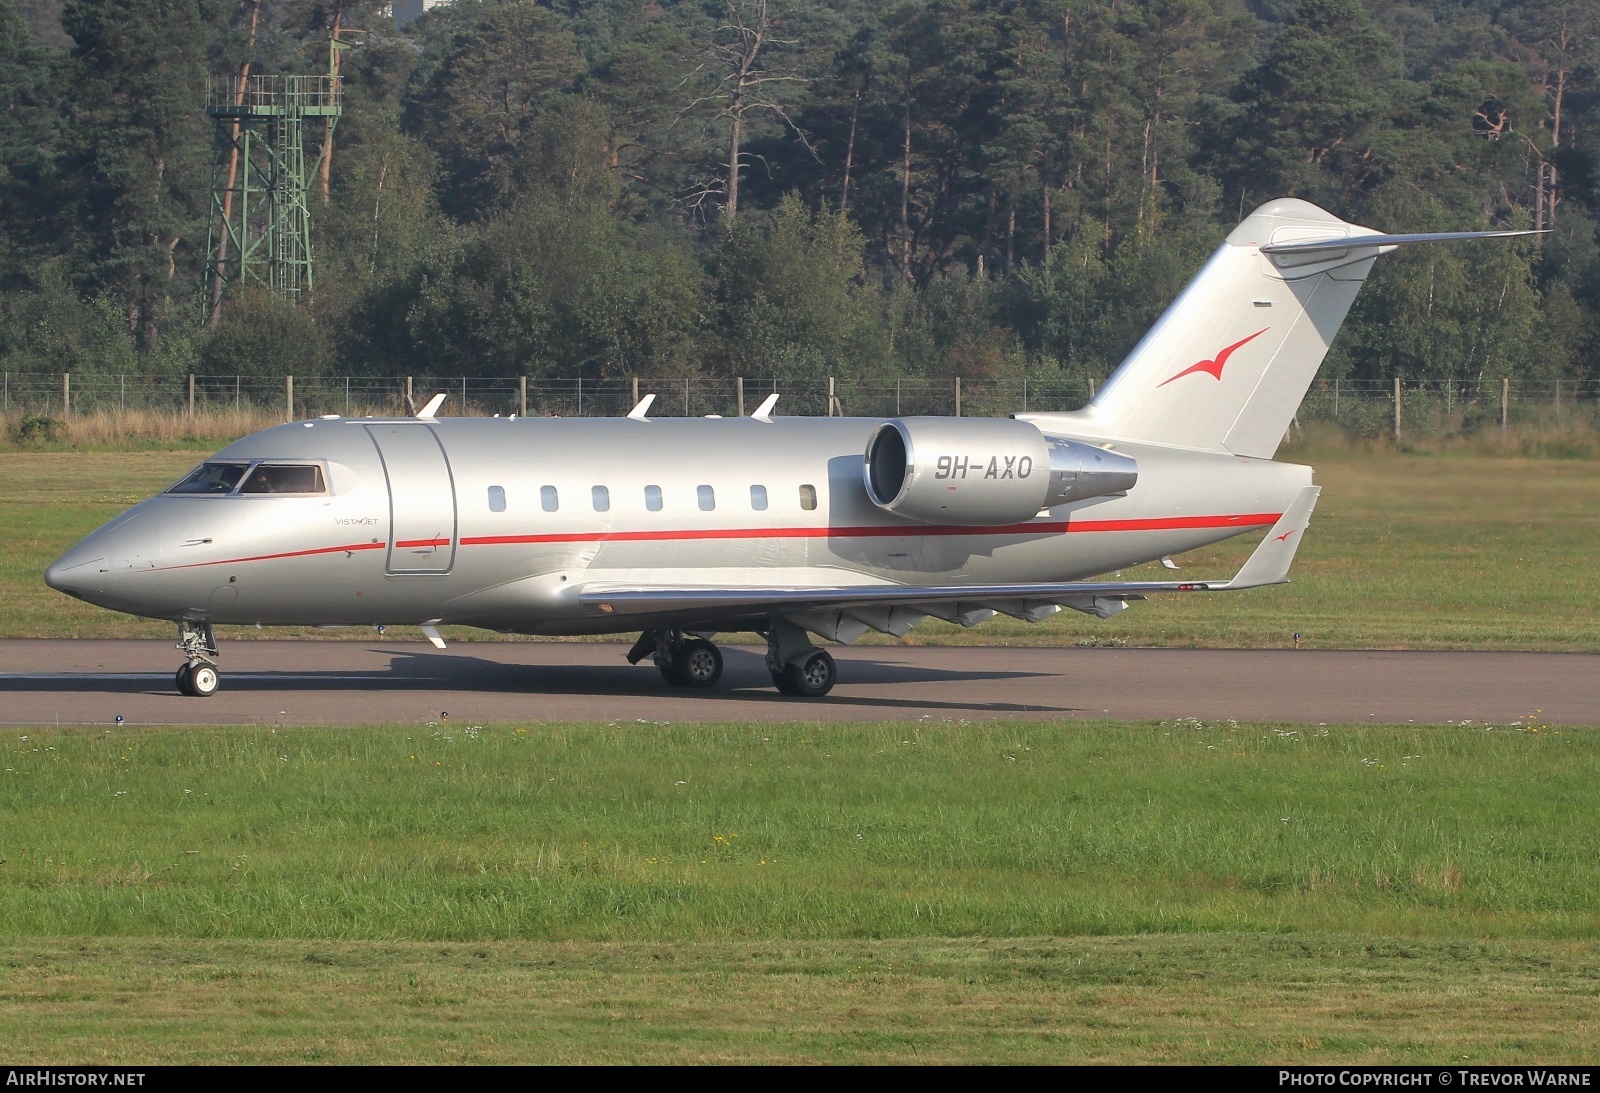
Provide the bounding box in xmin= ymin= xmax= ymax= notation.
xmin=364 ymin=423 xmax=457 ymax=574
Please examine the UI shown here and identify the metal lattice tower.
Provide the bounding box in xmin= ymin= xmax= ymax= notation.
xmin=203 ymin=73 xmax=342 ymax=324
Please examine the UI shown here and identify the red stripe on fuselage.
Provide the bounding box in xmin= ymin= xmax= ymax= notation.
xmin=153 ymin=540 xmax=386 ymax=572
xmin=146 ymin=513 xmax=1281 ymax=572
xmin=460 ymin=512 xmax=1282 ymax=546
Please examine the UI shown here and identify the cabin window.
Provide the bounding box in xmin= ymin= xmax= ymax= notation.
xmin=168 ymin=462 xmax=249 ymax=495
xmin=750 ymin=485 xmax=768 ymax=511
xmin=238 ymin=463 xmax=326 ymax=495
xmin=487 ymin=485 xmax=506 ymax=513
xmin=799 ymin=484 xmax=817 ymax=511
xmin=592 ymin=485 xmax=610 ymax=512
xmin=645 ymin=485 xmax=663 ymax=512
xmin=541 ymin=485 xmax=559 ymax=512
xmin=698 ymin=485 xmax=715 ymax=511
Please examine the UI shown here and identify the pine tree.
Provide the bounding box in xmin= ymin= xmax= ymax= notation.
xmin=55 ymin=0 xmax=211 ymax=347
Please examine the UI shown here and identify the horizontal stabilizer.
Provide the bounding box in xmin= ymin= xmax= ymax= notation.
xmin=1260 ymin=230 xmax=1540 ymax=254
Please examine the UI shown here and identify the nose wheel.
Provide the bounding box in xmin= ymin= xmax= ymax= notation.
xmin=175 ymin=662 xmax=220 ymax=697
xmin=174 ymin=620 xmax=220 ymax=698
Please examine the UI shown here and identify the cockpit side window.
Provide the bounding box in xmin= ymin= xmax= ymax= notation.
xmin=238 ymin=463 xmax=327 ymax=495
xmin=167 ymin=462 xmax=249 ymax=495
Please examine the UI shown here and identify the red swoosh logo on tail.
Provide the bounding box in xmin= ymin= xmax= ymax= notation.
xmin=1158 ymin=327 xmax=1270 ymax=387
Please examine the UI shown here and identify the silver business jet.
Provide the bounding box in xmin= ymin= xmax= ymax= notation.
xmin=45 ymin=200 xmax=1531 ymax=698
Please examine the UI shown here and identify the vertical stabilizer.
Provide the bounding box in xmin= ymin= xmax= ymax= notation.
xmin=1037 ymin=200 xmax=1377 ymax=456
xmin=1016 ymin=200 xmax=1532 ymax=457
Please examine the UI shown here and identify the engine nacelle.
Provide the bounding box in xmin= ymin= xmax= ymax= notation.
xmin=862 ymin=418 xmax=1138 ymax=525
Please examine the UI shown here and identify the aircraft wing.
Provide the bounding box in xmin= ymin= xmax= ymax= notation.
xmin=579 ymin=486 xmax=1320 ymax=634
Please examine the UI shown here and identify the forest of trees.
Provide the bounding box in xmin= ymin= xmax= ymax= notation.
xmin=0 ymin=0 xmax=1596 ymax=403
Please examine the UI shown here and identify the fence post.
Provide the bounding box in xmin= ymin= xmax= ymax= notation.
xmin=577 ymin=376 xmax=582 ymax=417
xmin=1501 ymin=377 xmax=1509 ymax=445
xmin=827 ymin=376 xmax=835 ymax=417
xmin=684 ymin=376 xmax=689 ymax=417
xmin=1555 ymin=379 xmax=1561 ymax=420
xmin=405 ymin=375 xmax=413 ymax=413
xmin=1022 ymin=377 xmax=1028 ymax=413
xmin=3 ymin=371 xmax=7 ymax=412
xmin=1088 ymin=378 xmax=1095 ymax=399
xmin=188 ymin=374 xmax=195 ymax=419
xmin=520 ymin=375 xmax=527 ymax=417
xmin=62 ymin=372 xmax=70 ymax=418
xmin=1393 ymin=377 xmax=1401 ymax=444
xmin=629 ymin=375 xmax=638 ymax=411
xmin=1334 ymin=377 xmax=1340 ymax=420
xmin=955 ymin=376 xmax=962 ymax=417
xmin=461 ymin=375 xmax=467 ymax=412
xmin=235 ymin=375 xmax=240 ymax=414
xmin=120 ymin=374 xmax=125 ymax=415
xmin=736 ymin=376 xmax=744 ymax=417
xmin=286 ymin=375 xmax=294 ymax=423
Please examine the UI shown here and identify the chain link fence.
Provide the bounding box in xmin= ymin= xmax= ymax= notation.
xmin=2 ymin=371 xmax=1596 ymax=436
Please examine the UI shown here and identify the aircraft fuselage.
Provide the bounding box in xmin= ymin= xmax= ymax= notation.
xmin=47 ymin=415 xmax=1309 ymax=636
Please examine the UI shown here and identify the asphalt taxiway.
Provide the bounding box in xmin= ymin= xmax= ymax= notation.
xmin=1 ymin=639 xmax=1595 ymax=726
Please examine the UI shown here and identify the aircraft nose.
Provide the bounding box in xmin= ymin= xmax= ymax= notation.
xmin=45 ymin=548 xmax=108 ymax=599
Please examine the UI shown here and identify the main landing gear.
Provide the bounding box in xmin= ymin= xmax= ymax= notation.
xmin=174 ymin=620 xmax=220 ymax=698
xmin=628 ymin=618 xmax=838 ymax=698
xmin=628 ymin=629 xmax=724 ymax=689
xmin=764 ymin=617 xmax=836 ymax=698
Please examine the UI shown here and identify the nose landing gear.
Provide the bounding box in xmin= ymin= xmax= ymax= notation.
xmin=175 ymin=620 xmax=220 ymax=697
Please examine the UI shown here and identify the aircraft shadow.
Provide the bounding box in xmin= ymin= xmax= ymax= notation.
xmin=0 ymin=647 xmax=1073 ymax=714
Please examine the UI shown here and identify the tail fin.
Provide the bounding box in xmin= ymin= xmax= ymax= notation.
xmin=1017 ymin=199 xmax=1535 ymax=457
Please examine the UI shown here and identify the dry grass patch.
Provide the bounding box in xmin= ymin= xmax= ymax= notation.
xmin=1 ymin=935 xmax=1595 ymax=1064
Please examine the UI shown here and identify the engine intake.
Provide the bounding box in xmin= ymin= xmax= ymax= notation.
xmin=863 ymin=418 xmax=1138 ymax=525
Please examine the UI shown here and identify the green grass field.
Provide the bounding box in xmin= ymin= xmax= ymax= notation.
xmin=5 ymin=447 xmax=1600 ymax=648
xmin=5 ymin=448 xmax=1599 ymax=1062
xmin=2 ymin=720 xmax=1597 ymax=1062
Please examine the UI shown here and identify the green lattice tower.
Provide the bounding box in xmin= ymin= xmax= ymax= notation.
xmin=203 ymin=73 xmax=342 ymax=324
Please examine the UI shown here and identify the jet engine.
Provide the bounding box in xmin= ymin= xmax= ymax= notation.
xmin=862 ymin=418 xmax=1139 ymax=525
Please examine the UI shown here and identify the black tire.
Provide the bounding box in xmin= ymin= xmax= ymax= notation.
xmin=780 ymin=649 xmax=836 ymax=698
xmin=770 ymin=669 xmax=798 ymax=696
xmin=189 ymin=664 xmax=219 ymax=698
xmin=676 ymin=639 xmax=723 ymax=689
xmin=175 ymin=663 xmax=195 ymax=696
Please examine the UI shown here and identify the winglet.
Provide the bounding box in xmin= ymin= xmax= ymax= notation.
xmin=1224 ymin=485 xmax=1321 ymax=590
xmin=751 ymin=393 xmax=779 ymax=422
xmin=627 ymin=394 xmax=656 ymax=420
xmin=416 ymin=393 xmax=447 ymax=420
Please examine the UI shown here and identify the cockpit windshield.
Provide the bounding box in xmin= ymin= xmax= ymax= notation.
xmin=166 ymin=461 xmax=327 ymax=496
xmin=167 ymin=462 xmax=249 ymax=495
xmin=239 ymin=463 xmax=326 ymax=495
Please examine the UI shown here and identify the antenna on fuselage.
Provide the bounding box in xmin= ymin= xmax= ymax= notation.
xmin=626 ymin=394 xmax=656 ymax=420
xmin=751 ymin=393 xmax=779 ymax=422
xmin=416 ymin=393 xmax=447 ymax=420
